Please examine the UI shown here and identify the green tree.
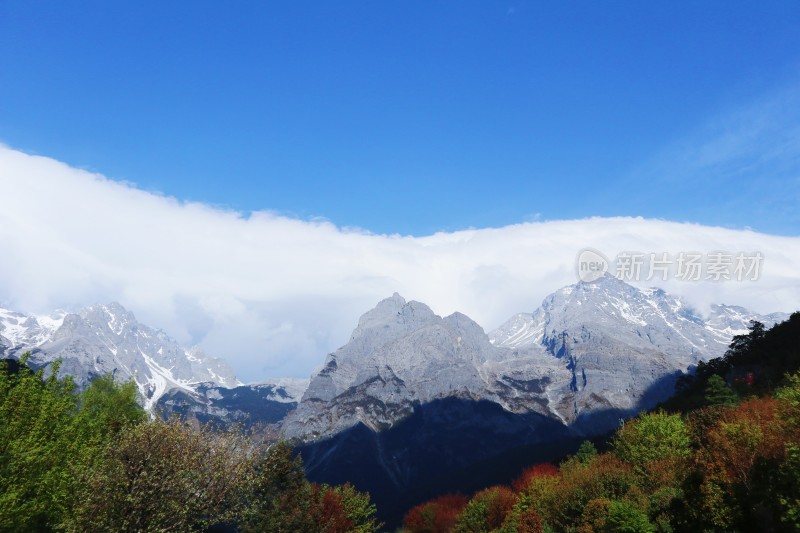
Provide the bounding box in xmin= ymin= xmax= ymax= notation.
xmin=331 ymin=483 xmax=382 ymax=533
xmin=779 ymin=443 xmax=800 ymax=529
xmin=0 ymin=356 xmax=381 ymax=532
xmin=540 ymin=454 xmax=636 ymax=530
xmin=0 ymin=356 xmax=78 ymax=531
xmin=243 ymin=442 xmax=381 ymax=533
xmin=497 ymin=493 xmax=545 ymax=533
xmin=453 ymin=486 xmax=516 ymax=533
xmin=776 ymin=373 xmax=800 ymax=528
xmin=603 ymin=500 xmax=655 ymax=533
xmin=704 ymin=374 xmax=737 ymax=406
xmin=75 ymin=373 xmax=145 ymax=438
xmin=576 ymin=440 xmax=599 ymax=464
xmin=614 ymin=411 xmax=691 ymax=470
xmin=0 ymin=356 xmax=145 ymax=531
xmin=242 ymin=441 xmax=318 ymax=532
xmin=453 ymin=500 xmax=488 ymax=533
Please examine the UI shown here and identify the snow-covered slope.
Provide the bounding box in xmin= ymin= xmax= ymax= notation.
xmin=488 ymin=274 xmax=787 ymax=429
xmin=256 ymin=377 xmax=311 ymax=403
xmin=0 ymin=302 xmax=240 ymax=409
xmin=0 ymin=307 xmax=66 ymax=351
xmin=2 ymin=277 xmax=787 ymax=433
xmin=490 ymin=276 xmax=776 ymax=358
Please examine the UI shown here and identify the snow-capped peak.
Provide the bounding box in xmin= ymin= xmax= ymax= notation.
xmin=0 ymin=307 xmax=67 ymax=350
xmin=0 ymin=302 xmax=239 ymax=410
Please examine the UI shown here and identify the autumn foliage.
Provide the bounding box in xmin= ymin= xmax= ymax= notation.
xmin=452 ymin=485 xmax=516 ymax=532
xmin=404 ymin=389 xmax=799 ymax=532
xmin=404 ymin=494 xmax=469 ymax=533
xmin=512 ymin=463 xmax=559 ymax=493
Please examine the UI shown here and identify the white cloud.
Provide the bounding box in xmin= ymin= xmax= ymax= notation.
xmin=1 ymin=145 xmax=799 ymax=381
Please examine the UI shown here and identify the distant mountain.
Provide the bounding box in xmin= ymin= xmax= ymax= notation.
xmin=0 ymin=302 xmax=242 ymax=409
xmin=0 ymin=301 xmax=312 ymax=432
xmin=282 ymin=293 xmax=505 ymax=440
xmin=156 ymin=378 xmax=308 ymax=436
xmin=1 ymin=279 xmax=789 ymax=526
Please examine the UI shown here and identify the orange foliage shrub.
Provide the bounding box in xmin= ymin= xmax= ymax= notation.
xmin=683 ymin=396 xmax=788 ymax=529
xmin=538 ymin=454 xmax=639 ymax=530
xmin=705 ymin=397 xmax=784 ymax=489
xmin=516 ymin=504 xmax=545 ymax=533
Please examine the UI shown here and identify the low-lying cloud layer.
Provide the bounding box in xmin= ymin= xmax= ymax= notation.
xmin=1 ymin=145 xmax=799 ymax=381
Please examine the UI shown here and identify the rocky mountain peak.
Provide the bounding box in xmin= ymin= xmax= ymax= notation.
xmin=282 ymin=295 xmax=504 ymax=440
xmin=350 ymin=294 xmax=438 ymax=343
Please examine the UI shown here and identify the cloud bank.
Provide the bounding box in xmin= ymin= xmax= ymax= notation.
xmin=1 ymin=145 xmax=799 ymax=381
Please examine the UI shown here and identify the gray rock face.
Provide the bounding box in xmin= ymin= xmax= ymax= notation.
xmin=0 ymin=302 xmax=240 ymax=410
xmin=282 ymin=293 xmax=502 ymax=440
xmin=284 ymin=276 xmax=788 ymax=441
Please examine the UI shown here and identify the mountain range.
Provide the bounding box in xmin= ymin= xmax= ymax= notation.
xmin=284 ymin=274 xmax=786 ymax=441
xmin=1 ymin=275 xmax=789 ymax=524
xmin=1 ymin=276 xmax=786 ymax=435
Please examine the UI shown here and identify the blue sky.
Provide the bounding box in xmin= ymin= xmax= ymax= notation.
xmin=1 ymin=1 xmax=799 ymax=236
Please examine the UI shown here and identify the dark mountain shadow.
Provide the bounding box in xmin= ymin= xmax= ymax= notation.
xmin=297 ymin=397 xmax=579 ymax=528
xmin=297 ymin=371 xmax=691 ymax=529
xmin=157 ymin=385 xmax=296 ymax=430
xmin=571 ymin=369 xmax=685 ymax=434
xmin=0 ymin=358 xmax=22 ymax=375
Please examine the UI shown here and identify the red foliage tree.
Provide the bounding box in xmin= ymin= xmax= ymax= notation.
xmin=512 ymin=463 xmax=560 ymax=492
xmin=470 ymin=485 xmax=517 ymax=529
xmin=517 ymin=505 xmax=545 ymax=533
xmin=311 ymin=485 xmax=354 ymax=533
xmin=404 ymin=494 xmax=468 ymax=533
xmin=705 ymin=397 xmax=784 ymax=490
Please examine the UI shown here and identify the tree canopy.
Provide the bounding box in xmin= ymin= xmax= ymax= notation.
xmin=0 ymin=355 xmax=381 ymax=533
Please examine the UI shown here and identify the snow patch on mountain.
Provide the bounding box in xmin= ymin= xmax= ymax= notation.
xmin=250 ymin=377 xmax=310 ymax=403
